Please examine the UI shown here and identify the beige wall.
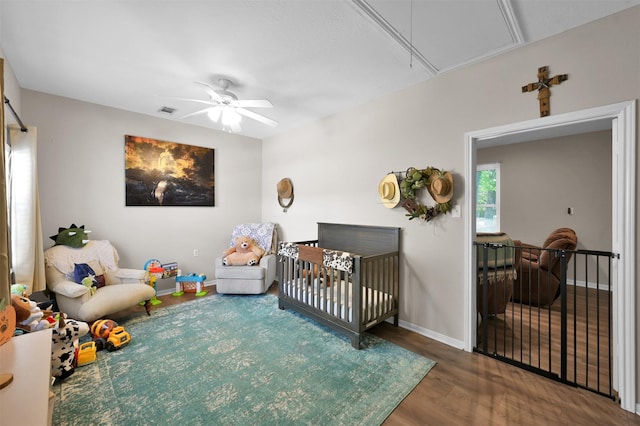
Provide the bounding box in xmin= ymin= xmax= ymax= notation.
xmin=260 ymin=6 xmax=640 ymax=395
xmin=22 ymin=91 xmax=264 ymax=292
xmin=477 ymin=130 xmax=612 ymax=251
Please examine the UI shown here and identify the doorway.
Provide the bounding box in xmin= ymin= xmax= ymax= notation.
xmin=463 ymin=101 xmax=636 ymax=412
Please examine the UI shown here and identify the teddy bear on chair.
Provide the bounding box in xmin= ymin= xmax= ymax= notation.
xmin=222 ymin=236 xmax=265 ymax=266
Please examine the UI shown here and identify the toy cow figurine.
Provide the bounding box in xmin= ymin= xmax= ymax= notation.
xmin=51 ymin=314 xmax=89 ymax=381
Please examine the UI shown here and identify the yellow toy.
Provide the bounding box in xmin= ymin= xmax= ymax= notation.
xmin=106 ymin=326 xmax=131 ymax=351
xmin=77 ymin=341 xmax=97 ymax=366
xmin=91 ymin=319 xmax=118 ymax=339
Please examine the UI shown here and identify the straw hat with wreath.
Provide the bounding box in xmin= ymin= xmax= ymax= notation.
xmin=427 ymin=171 xmax=454 ymax=204
xmin=399 ymin=167 xmax=454 ymax=221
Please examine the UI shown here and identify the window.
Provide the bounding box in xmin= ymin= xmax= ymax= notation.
xmin=476 ymin=163 xmax=500 ymax=232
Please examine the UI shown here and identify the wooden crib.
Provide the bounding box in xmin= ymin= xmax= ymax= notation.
xmin=277 ymin=223 xmax=401 ymax=349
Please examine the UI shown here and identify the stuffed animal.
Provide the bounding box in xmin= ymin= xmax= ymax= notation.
xmin=11 ymin=294 xmax=50 ymax=332
xmin=51 ymin=314 xmax=89 ymax=380
xmin=49 ymin=223 xmax=91 ymax=248
xmin=82 ymin=276 xmax=97 ymax=296
xmin=222 ymin=236 xmax=265 ymax=266
xmin=10 ymin=284 xmax=26 ymax=296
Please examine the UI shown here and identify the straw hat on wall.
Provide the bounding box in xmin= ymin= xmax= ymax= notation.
xmin=378 ymin=173 xmax=400 ymax=208
xmin=277 ymin=178 xmax=294 ymax=209
xmin=426 ymin=171 xmax=454 ymax=204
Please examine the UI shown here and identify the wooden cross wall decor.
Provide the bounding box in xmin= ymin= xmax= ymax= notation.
xmin=522 ymin=66 xmax=568 ymax=117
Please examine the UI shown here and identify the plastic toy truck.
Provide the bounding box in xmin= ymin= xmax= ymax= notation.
xmin=104 ymin=326 xmax=131 ymax=351
xmin=92 ymin=322 xmax=131 ymax=352
xmin=77 ymin=341 xmax=97 ymax=366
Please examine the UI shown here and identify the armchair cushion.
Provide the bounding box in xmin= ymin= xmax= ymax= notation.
xmin=75 ymin=285 xmax=154 ymax=322
xmin=215 ymin=254 xmax=274 ymax=280
xmin=50 ymin=278 xmax=92 ymax=299
xmin=109 ymin=268 xmax=147 ymax=283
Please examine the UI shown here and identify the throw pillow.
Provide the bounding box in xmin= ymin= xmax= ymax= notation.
xmin=73 ymin=263 xmax=105 ymax=290
xmin=73 ymin=263 xmax=95 ymax=284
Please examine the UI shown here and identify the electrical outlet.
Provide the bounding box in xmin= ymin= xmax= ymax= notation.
xmin=193 ymin=249 xmax=199 ymax=257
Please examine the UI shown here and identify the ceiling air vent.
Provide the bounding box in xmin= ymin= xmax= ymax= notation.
xmin=158 ymin=106 xmax=176 ymax=115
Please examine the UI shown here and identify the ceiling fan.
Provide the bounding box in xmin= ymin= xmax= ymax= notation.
xmin=169 ymin=79 xmax=278 ymax=133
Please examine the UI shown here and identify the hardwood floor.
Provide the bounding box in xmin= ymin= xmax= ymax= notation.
xmin=113 ymin=285 xmax=640 ymax=426
xmin=477 ymin=285 xmax=613 ymax=397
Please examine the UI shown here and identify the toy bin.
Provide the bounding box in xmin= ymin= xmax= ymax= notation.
xmin=175 ymin=273 xmax=208 ymax=297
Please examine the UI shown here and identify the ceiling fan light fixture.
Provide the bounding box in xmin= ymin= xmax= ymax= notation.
xmin=222 ymin=107 xmax=242 ymax=127
xmin=207 ymin=106 xmax=222 ymax=122
xmin=174 ymin=79 xmax=274 ymax=132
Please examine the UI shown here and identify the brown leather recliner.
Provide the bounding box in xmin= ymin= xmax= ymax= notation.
xmin=513 ymin=228 xmax=578 ymax=307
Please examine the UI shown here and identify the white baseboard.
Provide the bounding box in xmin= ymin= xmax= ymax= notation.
xmin=385 ymin=317 xmax=465 ymax=350
xmin=569 ymin=279 xmax=611 ymax=291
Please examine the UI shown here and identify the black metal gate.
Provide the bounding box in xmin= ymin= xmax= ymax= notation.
xmin=474 ymin=241 xmax=617 ymax=400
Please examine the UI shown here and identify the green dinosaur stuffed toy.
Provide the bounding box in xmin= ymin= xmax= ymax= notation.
xmin=49 ymin=224 xmax=91 ymax=248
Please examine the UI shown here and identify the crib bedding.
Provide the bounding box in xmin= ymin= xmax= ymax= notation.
xmin=277 ymin=223 xmax=401 ymax=349
xmin=281 ymin=279 xmax=393 ymax=322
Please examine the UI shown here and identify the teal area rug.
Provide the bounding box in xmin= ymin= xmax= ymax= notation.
xmin=53 ymin=294 xmax=435 ymax=425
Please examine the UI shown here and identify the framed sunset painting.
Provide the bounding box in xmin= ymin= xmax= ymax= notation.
xmin=125 ymin=135 xmax=214 ymax=206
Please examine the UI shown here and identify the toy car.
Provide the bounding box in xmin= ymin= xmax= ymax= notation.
xmin=77 ymin=341 xmax=97 ymax=366
xmin=90 ymin=319 xmax=118 ymax=339
xmin=105 ymin=326 xmax=131 ymax=351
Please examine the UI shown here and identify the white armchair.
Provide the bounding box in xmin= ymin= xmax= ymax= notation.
xmin=215 ymin=223 xmax=277 ymax=294
xmin=44 ymin=240 xmax=156 ymax=322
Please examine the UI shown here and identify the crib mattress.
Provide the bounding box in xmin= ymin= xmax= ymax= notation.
xmin=282 ymin=280 xmax=393 ymax=323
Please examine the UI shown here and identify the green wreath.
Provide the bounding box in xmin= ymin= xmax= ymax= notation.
xmin=399 ymin=167 xmax=452 ymax=221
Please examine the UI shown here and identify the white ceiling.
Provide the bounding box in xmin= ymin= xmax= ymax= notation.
xmin=1 ymin=0 xmax=638 ymax=140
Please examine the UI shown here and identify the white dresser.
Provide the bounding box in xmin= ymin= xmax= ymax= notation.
xmin=0 ymin=329 xmax=53 ymax=426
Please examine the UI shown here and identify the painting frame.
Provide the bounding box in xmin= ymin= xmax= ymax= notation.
xmin=125 ymin=135 xmax=214 ymax=206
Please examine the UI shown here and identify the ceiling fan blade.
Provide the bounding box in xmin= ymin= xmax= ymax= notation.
xmin=233 ymin=99 xmax=273 ymax=108
xmin=235 ymin=107 xmax=278 ymax=127
xmin=161 ymin=95 xmax=215 ymax=107
xmin=179 ymin=107 xmax=216 ymax=120
xmin=195 ymin=81 xmax=224 ymax=102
